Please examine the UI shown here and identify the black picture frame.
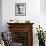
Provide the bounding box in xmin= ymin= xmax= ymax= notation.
xmin=15 ymin=3 xmax=26 ymax=16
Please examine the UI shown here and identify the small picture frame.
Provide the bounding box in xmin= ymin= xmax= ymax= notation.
xmin=15 ymin=3 xmax=26 ymax=16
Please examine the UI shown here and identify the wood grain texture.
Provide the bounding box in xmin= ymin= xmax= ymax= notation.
xmin=7 ymin=23 xmax=34 ymax=46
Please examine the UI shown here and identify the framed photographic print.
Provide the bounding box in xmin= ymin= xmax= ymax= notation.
xmin=15 ymin=3 xmax=26 ymax=16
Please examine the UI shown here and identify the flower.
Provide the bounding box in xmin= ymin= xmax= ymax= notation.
xmin=36 ymin=25 xmax=45 ymax=41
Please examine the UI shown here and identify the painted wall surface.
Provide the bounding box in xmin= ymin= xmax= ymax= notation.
xmin=2 ymin=0 xmax=46 ymax=46
xmin=0 ymin=0 xmax=2 ymax=32
xmin=2 ymin=0 xmax=40 ymax=31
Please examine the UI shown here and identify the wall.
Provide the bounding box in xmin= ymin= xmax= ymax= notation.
xmin=40 ymin=0 xmax=46 ymax=14
xmin=0 ymin=0 xmax=2 ymax=32
xmin=2 ymin=0 xmax=40 ymax=30
xmin=2 ymin=0 xmax=46 ymax=46
xmin=40 ymin=0 xmax=46 ymax=31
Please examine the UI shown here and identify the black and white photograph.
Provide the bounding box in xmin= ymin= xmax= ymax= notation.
xmin=15 ymin=3 xmax=26 ymax=16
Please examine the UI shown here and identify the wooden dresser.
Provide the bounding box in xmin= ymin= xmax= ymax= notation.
xmin=7 ymin=23 xmax=34 ymax=46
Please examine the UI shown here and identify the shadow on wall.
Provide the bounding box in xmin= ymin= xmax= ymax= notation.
xmin=0 ymin=0 xmax=2 ymax=32
xmin=40 ymin=0 xmax=46 ymax=14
